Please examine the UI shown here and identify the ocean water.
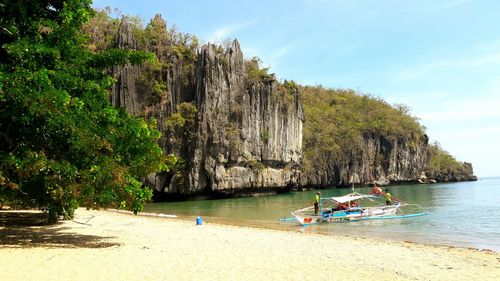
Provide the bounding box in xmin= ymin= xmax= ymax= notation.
xmin=144 ymin=177 xmax=500 ymax=251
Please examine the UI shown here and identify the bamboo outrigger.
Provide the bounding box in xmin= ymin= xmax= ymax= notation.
xmin=290 ymin=192 xmax=429 ymax=226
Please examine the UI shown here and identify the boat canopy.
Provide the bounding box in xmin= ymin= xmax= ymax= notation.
xmin=322 ymin=194 xmax=377 ymax=204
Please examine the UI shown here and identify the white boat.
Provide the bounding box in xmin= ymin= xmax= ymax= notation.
xmin=291 ymin=192 xmax=429 ymax=225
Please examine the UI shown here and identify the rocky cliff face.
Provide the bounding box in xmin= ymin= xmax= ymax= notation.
xmin=111 ymin=16 xmax=303 ymax=197
xmin=303 ymin=133 xmax=430 ymax=187
xmin=108 ymin=16 xmax=474 ymax=196
xmin=302 ymin=131 xmax=477 ymax=187
xmin=188 ymin=42 xmax=303 ymax=194
xmin=427 ymin=162 xmax=477 ymax=182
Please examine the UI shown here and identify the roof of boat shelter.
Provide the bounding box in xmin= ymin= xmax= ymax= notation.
xmin=322 ymin=194 xmax=377 ymax=204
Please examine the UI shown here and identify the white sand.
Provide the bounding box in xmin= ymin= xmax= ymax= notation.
xmin=1 ymin=208 xmax=499 ymax=280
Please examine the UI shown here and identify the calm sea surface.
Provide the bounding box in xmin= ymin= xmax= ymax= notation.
xmin=144 ymin=177 xmax=500 ymax=251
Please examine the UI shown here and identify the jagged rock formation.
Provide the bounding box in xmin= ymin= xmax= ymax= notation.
xmin=111 ymin=20 xmax=141 ymax=114
xmin=108 ymin=15 xmax=475 ymax=197
xmin=111 ymin=16 xmax=303 ymax=197
xmin=302 ymin=133 xmax=430 ymax=187
xmin=190 ymin=42 xmax=303 ymax=193
xmin=427 ymin=162 xmax=477 ymax=182
xmin=301 ymin=131 xmax=477 ymax=187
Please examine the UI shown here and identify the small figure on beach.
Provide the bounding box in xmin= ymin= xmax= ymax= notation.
xmin=314 ymin=191 xmax=320 ymax=215
xmin=384 ymin=189 xmax=392 ymax=205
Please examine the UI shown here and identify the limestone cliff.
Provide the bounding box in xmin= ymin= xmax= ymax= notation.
xmin=298 ymin=85 xmax=477 ymax=188
xmin=427 ymin=162 xmax=477 ymax=182
xmin=108 ymin=16 xmax=474 ymax=196
xmin=188 ymin=42 xmax=303 ymax=194
xmin=303 ymin=133 xmax=429 ymax=187
xmin=111 ymin=16 xmax=302 ymax=197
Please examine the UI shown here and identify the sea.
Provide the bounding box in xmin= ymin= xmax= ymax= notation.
xmin=144 ymin=177 xmax=500 ymax=252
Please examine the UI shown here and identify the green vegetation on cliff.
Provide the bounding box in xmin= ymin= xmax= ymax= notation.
xmin=427 ymin=142 xmax=475 ymax=181
xmin=245 ymin=57 xmax=272 ymax=83
xmin=82 ymin=9 xmax=472 ymax=186
xmin=301 ymin=86 xmax=426 ymax=179
xmin=0 ymin=0 xmax=166 ymax=221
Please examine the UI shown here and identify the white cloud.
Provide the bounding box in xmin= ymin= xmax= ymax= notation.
xmin=426 ymin=124 xmax=500 ymax=177
xmin=303 ymin=0 xmax=334 ymax=5
xmin=474 ymin=40 xmax=500 ymax=52
xmin=385 ymin=79 xmax=500 ymax=177
xmin=393 ymin=85 xmax=499 ymax=127
xmin=274 ymin=46 xmax=289 ymax=59
xmin=242 ymin=44 xmax=293 ymax=75
xmin=303 ymin=0 xmax=471 ymax=11
xmin=209 ymin=20 xmax=257 ymax=43
xmin=393 ymin=50 xmax=500 ymax=82
xmin=420 ymin=0 xmax=472 ymax=11
xmin=419 ymin=97 xmax=500 ymax=123
xmin=452 ymin=52 xmax=500 ymax=68
xmin=242 ymin=46 xmax=258 ymax=58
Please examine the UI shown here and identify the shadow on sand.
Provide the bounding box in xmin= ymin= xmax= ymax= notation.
xmin=0 ymin=211 xmax=120 ymax=249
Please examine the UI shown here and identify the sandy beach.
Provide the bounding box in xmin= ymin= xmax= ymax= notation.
xmin=0 ymin=208 xmax=498 ymax=281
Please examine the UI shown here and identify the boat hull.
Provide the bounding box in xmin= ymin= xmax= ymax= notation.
xmin=292 ymin=205 xmax=399 ymax=225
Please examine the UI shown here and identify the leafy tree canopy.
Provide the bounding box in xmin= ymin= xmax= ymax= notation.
xmin=427 ymin=142 xmax=471 ymax=177
xmin=0 ymin=0 xmax=166 ymax=221
xmin=301 ymin=86 xmax=426 ymax=176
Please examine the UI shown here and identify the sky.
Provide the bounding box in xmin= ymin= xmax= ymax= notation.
xmin=93 ymin=0 xmax=500 ymax=177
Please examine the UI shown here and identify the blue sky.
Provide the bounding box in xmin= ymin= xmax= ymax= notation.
xmin=93 ymin=0 xmax=500 ymax=177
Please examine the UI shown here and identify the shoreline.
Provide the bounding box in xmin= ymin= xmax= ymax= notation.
xmin=132 ymin=210 xmax=499 ymax=253
xmin=1 ymin=208 xmax=499 ymax=280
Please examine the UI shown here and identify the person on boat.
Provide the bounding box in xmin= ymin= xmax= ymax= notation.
xmin=332 ymin=202 xmax=347 ymax=212
xmin=339 ymin=203 xmax=349 ymax=210
xmin=370 ymin=182 xmax=383 ymax=196
xmin=384 ymin=189 xmax=392 ymax=205
xmin=314 ymin=191 xmax=320 ymax=215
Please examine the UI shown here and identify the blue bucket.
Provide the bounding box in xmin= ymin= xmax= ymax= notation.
xmin=196 ymin=216 xmax=203 ymax=225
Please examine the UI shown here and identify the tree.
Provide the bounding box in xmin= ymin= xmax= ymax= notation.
xmin=300 ymin=85 xmax=426 ymax=184
xmin=0 ymin=0 xmax=166 ymax=222
xmin=427 ymin=141 xmax=469 ymax=179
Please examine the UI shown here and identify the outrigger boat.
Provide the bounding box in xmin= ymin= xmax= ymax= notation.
xmin=291 ymin=192 xmax=429 ymax=226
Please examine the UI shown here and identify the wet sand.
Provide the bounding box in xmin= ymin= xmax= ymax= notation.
xmin=1 ymin=208 xmax=499 ymax=280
